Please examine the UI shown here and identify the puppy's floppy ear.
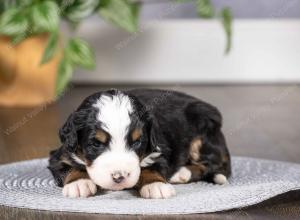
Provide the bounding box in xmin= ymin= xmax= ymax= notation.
xmin=127 ymin=93 xmax=165 ymax=152
xmin=59 ymin=113 xmax=79 ymax=153
xmin=147 ymin=114 xmax=165 ymax=152
xmin=59 ymin=108 xmax=95 ymax=152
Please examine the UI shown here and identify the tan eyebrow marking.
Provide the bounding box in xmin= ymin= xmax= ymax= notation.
xmin=131 ymin=128 xmax=142 ymax=142
xmin=95 ymin=130 xmax=108 ymax=143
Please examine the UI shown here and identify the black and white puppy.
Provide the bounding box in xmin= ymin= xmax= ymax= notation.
xmin=48 ymin=89 xmax=231 ymax=199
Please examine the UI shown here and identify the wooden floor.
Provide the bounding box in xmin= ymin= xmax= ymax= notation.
xmin=0 ymin=85 xmax=299 ymax=219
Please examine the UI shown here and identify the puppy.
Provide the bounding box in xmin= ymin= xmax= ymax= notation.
xmin=48 ymin=89 xmax=231 ymax=199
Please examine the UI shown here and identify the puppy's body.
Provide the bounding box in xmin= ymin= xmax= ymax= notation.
xmin=48 ymin=89 xmax=231 ymax=199
xmin=128 ymin=89 xmax=231 ymax=182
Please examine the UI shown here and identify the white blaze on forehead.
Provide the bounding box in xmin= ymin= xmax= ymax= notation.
xmin=93 ymin=92 xmax=133 ymax=150
xmin=89 ymin=92 xmax=140 ymax=190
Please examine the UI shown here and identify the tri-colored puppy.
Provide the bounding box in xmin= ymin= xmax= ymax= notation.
xmin=48 ymin=89 xmax=231 ymax=199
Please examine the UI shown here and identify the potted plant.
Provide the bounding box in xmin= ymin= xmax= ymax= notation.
xmin=0 ymin=0 xmax=232 ymax=106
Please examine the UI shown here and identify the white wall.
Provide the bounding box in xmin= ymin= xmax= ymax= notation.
xmin=72 ymin=20 xmax=300 ymax=84
xmin=139 ymin=0 xmax=300 ymax=19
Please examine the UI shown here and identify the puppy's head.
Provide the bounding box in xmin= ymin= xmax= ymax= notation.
xmin=59 ymin=90 xmax=156 ymax=191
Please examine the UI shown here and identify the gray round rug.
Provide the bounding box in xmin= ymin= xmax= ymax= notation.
xmin=0 ymin=157 xmax=299 ymax=215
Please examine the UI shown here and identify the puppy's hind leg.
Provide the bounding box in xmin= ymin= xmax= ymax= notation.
xmin=169 ymin=163 xmax=207 ymax=184
xmin=169 ymin=166 xmax=192 ymax=184
xmin=213 ymin=173 xmax=228 ymax=185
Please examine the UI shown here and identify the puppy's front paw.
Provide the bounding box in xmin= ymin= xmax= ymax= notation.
xmin=140 ymin=182 xmax=176 ymax=199
xmin=62 ymin=179 xmax=97 ymax=198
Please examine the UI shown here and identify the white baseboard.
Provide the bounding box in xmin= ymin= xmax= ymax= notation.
xmin=72 ymin=19 xmax=300 ymax=84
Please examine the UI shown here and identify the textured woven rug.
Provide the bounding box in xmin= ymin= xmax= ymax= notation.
xmin=0 ymin=157 xmax=299 ymax=215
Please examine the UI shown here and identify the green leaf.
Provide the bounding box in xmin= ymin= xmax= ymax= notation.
xmin=56 ymin=57 xmax=73 ymax=96
xmin=221 ymin=7 xmax=232 ymax=54
xmin=3 ymin=0 xmax=18 ymax=10
xmin=40 ymin=31 xmax=59 ymax=65
xmin=11 ymin=33 xmax=27 ymax=45
xmin=0 ymin=8 xmax=29 ymax=36
xmin=99 ymin=0 xmax=140 ymax=33
xmin=56 ymin=0 xmax=76 ymax=12
xmin=0 ymin=4 xmax=4 ymax=15
xmin=16 ymin=0 xmax=33 ymax=7
xmin=65 ymin=38 xmax=95 ymax=69
xmin=64 ymin=0 xmax=99 ymax=22
xmin=197 ymin=0 xmax=214 ymax=18
xmin=31 ymin=1 xmax=60 ymax=32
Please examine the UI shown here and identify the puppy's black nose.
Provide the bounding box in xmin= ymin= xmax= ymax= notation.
xmin=112 ymin=171 xmax=125 ymax=184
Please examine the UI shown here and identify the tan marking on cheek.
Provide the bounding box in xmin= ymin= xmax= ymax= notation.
xmin=85 ymin=160 xmax=92 ymax=167
xmin=77 ymin=150 xmax=92 ymax=167
xmin=73 ymin=148 xmax=92 ymax=167
xmin=95 ymin=130 xmax=107 ymax=143
xmin=189 ymin=137 xmax=202 ymax=162
xmin=64 ymin=169 xmax=89 ymax=185
xmin=131 ymin=128 xmax=142 ymax=142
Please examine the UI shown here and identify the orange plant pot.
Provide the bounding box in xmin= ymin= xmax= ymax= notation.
xmin=0 ymin=34 xmax=61 ymax=107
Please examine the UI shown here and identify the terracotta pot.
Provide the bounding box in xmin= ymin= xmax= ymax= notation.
xmin=0 ymin=34 xmax=61 ymax=107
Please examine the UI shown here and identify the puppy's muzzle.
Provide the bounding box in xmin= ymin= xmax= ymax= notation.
xmin=111 ymin=171 xmax=130 ymax=184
